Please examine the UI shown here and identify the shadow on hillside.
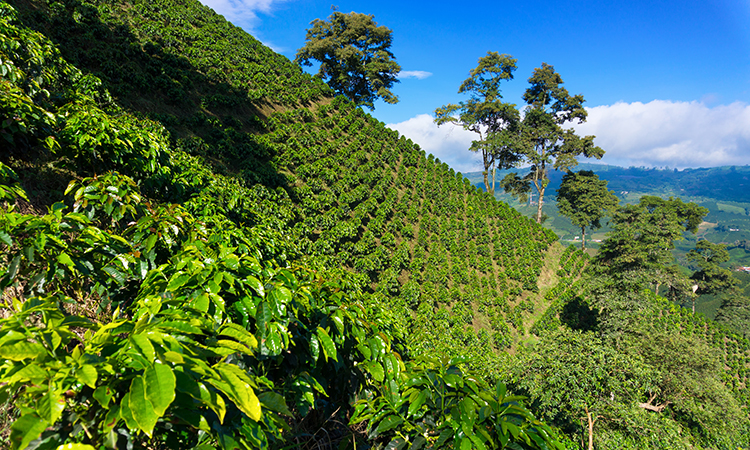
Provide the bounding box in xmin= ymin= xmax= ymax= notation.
xmin=12 ymin=0 xmax=292 ymax=200
xmin=560 ymin=297 xmax=599 ymax=332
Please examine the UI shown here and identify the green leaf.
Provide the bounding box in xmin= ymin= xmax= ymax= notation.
xmin=54 ymin=444 xmax=98 ymax=450
xmin=128 ymin=376 xmax=158 ymax=437
xmin=214 ymin=339 xmax=253 ymax=355
xmin=263 ymin=329 xmax=282 ymax=356
xmin=258 ymin=391 xmax=292 ymax=416
xmin=0 ymin=341 xmax=46 ymax=361
xmin=8 ymin=363 xmax=47 ymax=384
xmin=175 ymin=371 xmax=226 ymax=423
xmin=410 ymin=435 xmax=427 ymax=450
xmin=309 ymin=334 xmax=320 ymax=361
xmin=144 ymin=363 xmax=176 ymax=417
xmin=316 ymin=327 xmax=337 ymax=362
xmin=57 ymin=252 xmax=75 ymax=268
xmin=6 ymin=255 xmax=20 ymax=281
xmin=93 ymin=386 xmax=114 ymax=408
xmin=167 ymin=272 xmax=192 ymax=291
xmin=372 ymin=415 xmax=403 ymax=438
xmin=10 ymin=414 xmax=47 ymax=450
xmin=219 ymin=323 xmax=258 ymax=349
xmin=75 ymin=364 xmax=98 ymax=388
xmin=408 ymin=389 xmax=428 ymax=417
xmin=213 ymin=363 xmax=262 ymax=421
xmin=246 ymin=275 xmax=264 ymax=297
xmin=365 ymin=361 xmax=385 ymax=382
xmin=129 ymin=334 xmax=155 ymax=361
xmin=37 ymin=385 xmax=65 ymax=424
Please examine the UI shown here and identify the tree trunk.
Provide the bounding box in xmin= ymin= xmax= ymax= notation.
xmin=585 ymin=407 xmax=595 ymax=450
xmin=536 ymin=186 xmax=545 ymax=224
xmin=581 ymin=226 xmax=587 ymax=251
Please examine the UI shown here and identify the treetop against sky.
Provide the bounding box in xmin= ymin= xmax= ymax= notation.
xmin=199 ymin=0 xmax=750 ymax=171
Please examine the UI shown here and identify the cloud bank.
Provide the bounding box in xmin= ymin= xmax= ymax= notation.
xmin=398 ymin=70 xmax=433 ymax=80
xmin=387 ymin=114 xmax=481 ymax=173
xmin=575 ymin=100 xmax=750 ymax=168
xmin=388 ymin=101 xmax=750 ymax=173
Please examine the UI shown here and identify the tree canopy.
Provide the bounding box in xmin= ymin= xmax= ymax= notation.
xmin=434 ymin=52 xmax=521 ymax=195
xmin=512 ymin=64 xmax=605 ymax=223
xmin=556 ymin=170 xmax=618 ymax=250
xmin=595 ymin=196 xmax=708 ymax=293
xmin=295 ymin=10 xmax=401 ymax=109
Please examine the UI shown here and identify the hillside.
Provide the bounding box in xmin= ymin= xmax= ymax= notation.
xmin=1 ymin=0 xmax=749 ymax=449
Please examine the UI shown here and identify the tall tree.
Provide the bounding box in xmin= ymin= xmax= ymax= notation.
xmin=434 ymin=52 xmax=522 ymax=195
xmin=503 ymin=63 xmax=604 ymax=223
xmin=687 ymin=240 xmax=737 ymax=312
xmin=556 ymin=170 xmax=618 ymax=250
xmin=295 ymin=10 xmax=401 ymax=109
xmin=595 ymin=196 xmax=708 ymax=294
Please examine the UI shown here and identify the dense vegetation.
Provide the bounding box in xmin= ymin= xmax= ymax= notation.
xmin=1 ymin=0 xmax=749 ymax=448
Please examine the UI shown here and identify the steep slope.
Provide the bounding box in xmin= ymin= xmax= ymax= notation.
xmin=9 ymin=0 xmax=558 ymax=356
xmin=0 ymin=5 xmax=563 ymax=449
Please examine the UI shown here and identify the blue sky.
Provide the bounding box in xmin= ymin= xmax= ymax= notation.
xmin=199 ymin=0 xmax=750 ymax=171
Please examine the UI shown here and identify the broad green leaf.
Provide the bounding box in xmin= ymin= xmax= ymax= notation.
xmin=385 ymin=438 xmax=407 ymax=450
xmin=175 ymin=371 xmax=226 ymax=423
xmin=309 ymin=334 xmax=320 ymax=361
xmin=57 ymin=252 xmax=75 ymax=268
xmin=408 ymin=389 xmax=428 ymax=417
xmin=144 ymin=363 xmax=176 ymax=417
xmin=54 ymin=444 xmax=97 ymax=450
xmin=263 ymin=329 xmax=282 ymax=356
xmin=8 ymin=363 xmax=47 ymax=384
xmin=219 ymin=323 xmax=258 ymax=349
xmin=128 ymin=376 xmax=158 ymax=437
xmin=102 ymin=266 xmax=126 ymax=285
xmin=93 ymin=386 xmax=114 ymax=408
xmin=6 ymin=255 xmax=20 ymax=281
xmin=214 ymin=339 xmax=253 ymax=355
xmin=316 ymin=327 xmax=337 ymax=362
xmin=167 ymin=272 xmax=192 ymax=291
xmin=410 ymin=435 xmax=427 ymax=450
xmin=38 ymin=383 xmax=65 ymax=423
xmin=75 ymin=364 xmax=98 ymax=388
xmin=10 ymin=413 xmax=47 ymax=450
xmin=0 ymin=341 xmax=46 ymax=361
xmin=365 ymin=361 xmax=385 ymax=382
xmin=245 ymin=275 xmax=264 ymax=297
xmin=468 ymin=433 xmax=487 ymax=450
xmin=213 ymin=364 xmax=261 ymax=421
xmin=373 ymin=415 xmax=403 ymax=437
xmin=258 ymin=391 xmax=293 ymax=416
xmin=129 ymin=334 xmax=155 ymax=361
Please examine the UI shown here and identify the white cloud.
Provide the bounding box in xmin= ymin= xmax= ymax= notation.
xmin=575 ymin=100 xmax=750 ymax=168
xmin=198 ymin=0 xmax=285 ymax=31
xmin=398 ymin=70 xmax=433 ymax=80
xmin=388 ymin=101 xmax=750 ymax=174
xmin=387 ymin=114 xmax=482 ymax=173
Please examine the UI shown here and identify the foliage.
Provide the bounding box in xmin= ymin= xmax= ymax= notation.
xmin=501 ymin=63 xmax=604 ymax=224
xmin=594 ymin=196 xmax=708 ymax=295
xmin=555 ymin=170 xmax=617 ymax=250
xmin=510 ymin=328 xmax=653 ymax=450
xmin=295 ymin=9 xmax=401 ymax=109
xmin=687 ymin=240 xmax=736 ymax=296
xmin=434 ymin=52 xmax=521 ymax=195
xmin=353 ymin=356 xmax=563 ymax=450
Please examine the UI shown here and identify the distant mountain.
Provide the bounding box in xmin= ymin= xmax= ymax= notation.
xmin=465 ymin=163 xmax=750 ymax=202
